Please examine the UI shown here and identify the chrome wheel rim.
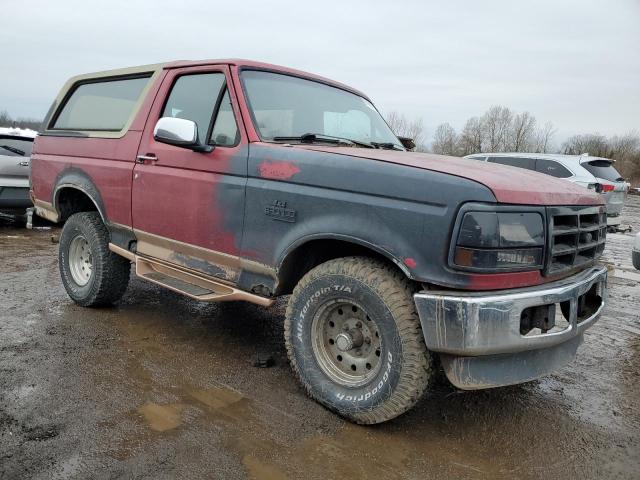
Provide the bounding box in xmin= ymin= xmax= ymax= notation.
xmin=311 ymin=299 xmax=382 ymax=387
xmin=68 ymin=235 xmax=93 ymax=286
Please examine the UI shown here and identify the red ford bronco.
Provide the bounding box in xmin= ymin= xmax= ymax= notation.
xmin=31 ymin=59 xmax=608 ymax=424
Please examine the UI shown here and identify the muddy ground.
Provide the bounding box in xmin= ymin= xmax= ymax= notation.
xmin=1 ymin=198 xmax=639 ymax=480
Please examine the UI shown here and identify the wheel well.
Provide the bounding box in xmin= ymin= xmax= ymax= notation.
xmin=276 ymin=239 xmax=408 ymax=295
xmin=56 ymin=188 xmax=99 ymax=221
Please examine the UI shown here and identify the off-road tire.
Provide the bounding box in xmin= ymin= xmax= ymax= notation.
xmin=59 ymin=212 xmax=130 ymax=307
xmin=285 ymin=256 xmax=433 ymax=424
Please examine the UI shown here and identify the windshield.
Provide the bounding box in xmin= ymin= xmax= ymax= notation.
xmin=242 ymin=70 xmax=403 ymax=149
xmin=583 ymin=160 xmax=624 ymax=182
xmin=0 ymin=136 xmax=34 ymax=157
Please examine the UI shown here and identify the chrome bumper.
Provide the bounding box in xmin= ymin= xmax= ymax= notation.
xmin=414 ymin=266 xmax=607 ymax=357
xmin=414 ymin=267 xmax=607 ymax=389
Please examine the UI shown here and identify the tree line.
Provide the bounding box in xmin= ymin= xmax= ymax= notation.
xmin=0 ymin=110 xmax=42 ymax=131
xmin=2 ymin=106 xmax=638 ymax=183
xmin=386 ymin=106 xmax=640 ymax=183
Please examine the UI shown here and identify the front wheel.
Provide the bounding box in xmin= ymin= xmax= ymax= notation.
xmin=59 ymin=212 xmax=130 ymax=307
xmin=285 ymin=257 xmax=433 ymax=424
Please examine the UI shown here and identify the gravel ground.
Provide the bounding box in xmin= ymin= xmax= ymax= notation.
xmin=1 ymin=197 xmax=639 ymax=479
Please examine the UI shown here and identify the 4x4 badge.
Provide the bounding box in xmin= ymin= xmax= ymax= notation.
xmin=265 ymin=200 xmax=296 ymax=223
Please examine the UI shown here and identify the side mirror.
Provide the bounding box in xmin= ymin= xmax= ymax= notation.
xmin=153 ymin=117 xmax=213 ymax=153
xmin=397 ymin=136 xmax=416 ymax=151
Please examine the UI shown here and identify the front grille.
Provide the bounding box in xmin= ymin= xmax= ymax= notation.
xmin=546 ymin=205 xmax=606 ymax=275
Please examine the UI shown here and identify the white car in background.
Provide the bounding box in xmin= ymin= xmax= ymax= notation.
xmin=465 ymin=153 xmax=629 ymax=227
xmin=0 ymin=127 xmax=37 ymax=218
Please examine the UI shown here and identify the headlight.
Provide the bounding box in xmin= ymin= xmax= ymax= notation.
xmin=453 ymin=211 xmax=545 ymax=271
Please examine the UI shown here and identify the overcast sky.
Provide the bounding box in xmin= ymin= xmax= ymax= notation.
xmin=1 ymin=0 xmax=638 ymax=145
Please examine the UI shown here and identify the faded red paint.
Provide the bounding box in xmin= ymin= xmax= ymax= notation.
xmin=258 ymin=161 xmax=300 ymax=180
xmin=404 ymin=258 xmax=417 ymax=269
xmin=131 ymin=65 xmax=244 ymax=257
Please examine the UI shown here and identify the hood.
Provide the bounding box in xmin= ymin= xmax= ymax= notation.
xmin=297 ymin=146 xmax=603 ymax=206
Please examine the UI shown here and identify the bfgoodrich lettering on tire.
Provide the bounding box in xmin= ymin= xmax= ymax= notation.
xmin=59 ymin=212 xmax=131 ymax=307
xmin=284 ymin=256 xmax=433 ymax=424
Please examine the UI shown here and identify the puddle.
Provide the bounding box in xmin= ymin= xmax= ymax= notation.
xmin=187 ymin=387 xmax=244 ymax=410
xmin=138 ymin=402 xmax=186 ymax=432
xmin=243 ymin=455 xmax=288 ymax=480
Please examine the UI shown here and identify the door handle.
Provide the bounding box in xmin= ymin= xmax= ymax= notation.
xmin=18 ymin=160 xmax=29 ymax=167
xmin=136 ymin=154 xmax=158 ymax=164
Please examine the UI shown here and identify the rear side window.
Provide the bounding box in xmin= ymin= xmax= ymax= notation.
xmin=0 ymin=137 xmax=34 ymax=157
xmin=535 ymin=159 xmax=573 ymax=178
xmin=582 ymin=160 xmax=624 ymax=182
xmin=488 ymin=156 xmax=536 ymax=170
xmin=52 ymin=75 xmax=151 ymax=131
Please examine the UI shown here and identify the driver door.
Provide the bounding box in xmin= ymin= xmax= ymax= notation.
xmin=131 ymin=65 xmax=247 ymax=283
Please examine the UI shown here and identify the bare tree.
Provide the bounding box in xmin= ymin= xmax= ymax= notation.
xmin=431 ymin=123 xmax=459 ymax=156
xmin=457 ymin=117 xmax=484 ymax=155
xmin=0 ymin=110 xmax=11 ymax=126
xmin=603 ymin=131 xmax=640 ymax=182
xmin=481 ymin=106 xmax=513 ymax=152
xmin=533 ymin=121 xmax=556 ymax=153
xmin=0 ymin=110 xmax=42 ymax=130
xmin=508 ymin=111 xmax=536 ymax=152
xmin=562 ymin=133 xmax=609 ymax=157
xmin=385 ymin=111 xmax=427 ymax=151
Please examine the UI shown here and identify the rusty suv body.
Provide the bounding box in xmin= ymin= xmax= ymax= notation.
xmin=30 ymin=59 xmax=608 ymax=423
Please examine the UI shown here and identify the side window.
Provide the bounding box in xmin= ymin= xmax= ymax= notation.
xmin=488 ymin=156 xmax=536 ymax=171
xmin=162 ymin=73 xmax=239 ymax=147
xmin=535 ymin=159 xmax=572 ymax=178
xmin=210 ymin=89 xmax=239 ymax=147
xmin=53 ymin=75 xmax=151 ymax=131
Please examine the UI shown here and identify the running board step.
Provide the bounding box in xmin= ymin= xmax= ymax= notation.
xmin=134 ymin=256 xmax=273 ymax=306
xmin=142 ymin=272 xmax=214 ymax=297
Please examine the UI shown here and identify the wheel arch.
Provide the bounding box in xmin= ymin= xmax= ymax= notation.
xmin=275 ymin=234 xmax=413 ymax=296
xmin=52 ymin=169 xmax=107 ymax=222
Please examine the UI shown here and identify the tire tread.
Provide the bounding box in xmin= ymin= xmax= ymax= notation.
xmin=285 ymin=256 xmax=433 ymax=424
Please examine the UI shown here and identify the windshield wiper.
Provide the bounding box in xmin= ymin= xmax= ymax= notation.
xmin=371 ymin=142 xmax=403 ymax=151
xmin=272 ymin=133 xmax=375 ymax=149
xmin=0 ymin=145 xmax=26 ymax=156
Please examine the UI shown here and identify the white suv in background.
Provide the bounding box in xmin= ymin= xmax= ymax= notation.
xmin=465 ymin=153 xmax=629 ymax=227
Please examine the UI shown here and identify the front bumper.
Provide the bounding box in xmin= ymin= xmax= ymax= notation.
xmin=414 ymin=266 xmax=607 ymax=389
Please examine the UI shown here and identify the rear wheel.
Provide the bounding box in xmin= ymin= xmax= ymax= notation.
xmin=59 ymin=212 xmax=130 ymax=307
xmin=285 ymin=256 xmax=433 ymax=424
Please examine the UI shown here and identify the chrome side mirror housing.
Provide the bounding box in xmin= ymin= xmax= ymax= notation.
xmin=153 ymin=117 xmax=213 ymax=153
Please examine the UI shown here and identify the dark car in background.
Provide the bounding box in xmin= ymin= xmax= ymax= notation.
xmin=0 ymin=127 xmax=36 ymax=217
